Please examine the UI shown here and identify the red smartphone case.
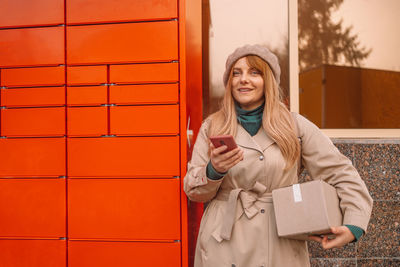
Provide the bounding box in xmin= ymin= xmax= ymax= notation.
xmin=209 ymin=135 xmax=237 ymax=152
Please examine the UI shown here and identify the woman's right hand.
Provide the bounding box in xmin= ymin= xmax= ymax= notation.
xmin=209 ymin=142 xmax=244 ymax=173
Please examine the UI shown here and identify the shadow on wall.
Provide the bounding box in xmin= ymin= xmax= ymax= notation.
xmin=298 ymin=0 xmax=371 ymax=73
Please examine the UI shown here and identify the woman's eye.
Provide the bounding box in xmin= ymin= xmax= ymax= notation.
xmin=232 ymin=71 xmax=240 ymax=76
xmin=251 ymin=70 xmax=261 ymax=75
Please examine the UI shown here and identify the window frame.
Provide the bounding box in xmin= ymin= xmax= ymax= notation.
xmin=288 ymin=0 xmax=400 ymax=138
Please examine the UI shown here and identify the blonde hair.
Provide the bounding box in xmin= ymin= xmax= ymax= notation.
xmin=208 ymin=55 xmax=300 ymax=169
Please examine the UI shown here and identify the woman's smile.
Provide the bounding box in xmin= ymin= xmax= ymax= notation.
xmin=238 ymin=87 xmax=253 ymax=92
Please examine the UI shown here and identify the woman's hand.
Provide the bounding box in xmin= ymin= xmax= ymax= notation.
xmin=308 ymin=226 xmax=355 ymax=249
xmin=210 ymin=143 xmax=244 ymax=173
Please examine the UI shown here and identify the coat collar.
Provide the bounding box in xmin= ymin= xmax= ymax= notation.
xmin=235 ymin=124 xmax=275 ymax=153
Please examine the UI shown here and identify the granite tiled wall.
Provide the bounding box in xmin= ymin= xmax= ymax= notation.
xmin=299 ymin=140 xmax=400 ymax=267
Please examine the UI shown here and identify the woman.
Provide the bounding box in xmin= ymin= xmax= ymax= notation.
xmin=184 ymin=44 xmax=373 ymax=267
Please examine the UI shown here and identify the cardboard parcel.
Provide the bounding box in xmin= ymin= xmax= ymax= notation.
xmin=272 ymin=180 xmax=343 ymax=240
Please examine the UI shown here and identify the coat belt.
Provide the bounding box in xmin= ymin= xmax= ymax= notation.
xmin=213 ymin=181 xmax=272 ymax=242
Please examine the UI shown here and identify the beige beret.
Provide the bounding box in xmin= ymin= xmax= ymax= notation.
xmin=223 ymin=44 xmax=281 ymax=87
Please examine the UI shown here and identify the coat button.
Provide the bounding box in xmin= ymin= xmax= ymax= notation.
xmin=260 ymin=209 xmax=265 ymax=213
xmin=259 ymin=155 xmax=264 ymax=160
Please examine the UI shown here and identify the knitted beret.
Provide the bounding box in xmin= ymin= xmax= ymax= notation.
xmin=223 ymin=44 xmax=281 ymax=87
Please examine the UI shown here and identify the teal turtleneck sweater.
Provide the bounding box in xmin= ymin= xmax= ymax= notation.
xmin=235 ymin=102 xmax=264 ymax=136
xmin=205 ymin=102 xmax=363 ymax=242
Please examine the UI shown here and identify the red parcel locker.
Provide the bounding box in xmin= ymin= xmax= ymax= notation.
xmin=110 ymin=105 xmax=180 ymax=135
xmin=67 ymin=85 xmax=108 ymax=106
xmin=68 ymin=241 xmax=180 ymax=267
xmin=67 ymin=106 xmax=108 ymax=137
xmin=109 ymin=83 xmax=179 ymax=105
xmin=0 ymin=27 xmax=64 ymax=67
xmin=0 ymin=239 xmax=66 ymax=267
xmin=66 ymin=0 xmax=178 ymax=24
xmin=0 ymin=179 xmax=66 ymax=238
xmin=67 ymin=65 xmax=107 ymax=86
xmin=67 ymin=136 xmax=179 ymax=178
xmin=0 ymin=66 xmax=65 ymax=87
xmin=67 ymin=21 xmax=178 ymax=65
xmin=68 ymin=178 xmax=180 ymax=240
xmin=109 ymin=62 xmax=179 ymax=84
xmin=1 ymin=87 xmax=65 ymax=107
xmin=0 ymin=138 xmax=66 ymax=178
xmin=1 ymin=107 xmax=65 ymax=137
xmin=0 ymin=0 xmax=64 ymax=28
xmin=0 ymin=0 xmax=202 ymax=266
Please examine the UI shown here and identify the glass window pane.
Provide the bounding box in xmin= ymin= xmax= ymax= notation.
xmin=203 ymin=0 xmax=289 ymax=117
xmin=298 ymin=0 xmax=400 ymax=128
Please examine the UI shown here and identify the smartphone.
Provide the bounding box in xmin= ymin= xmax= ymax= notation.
xmin=210 ymin=135 xmax=238 ymax=153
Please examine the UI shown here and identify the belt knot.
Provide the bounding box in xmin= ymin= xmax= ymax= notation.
xmin=213 ymin=181 xmax=271 ymax=242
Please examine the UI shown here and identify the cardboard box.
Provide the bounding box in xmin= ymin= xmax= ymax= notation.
xmin=272 ymin=180 xmax=343 ymax=240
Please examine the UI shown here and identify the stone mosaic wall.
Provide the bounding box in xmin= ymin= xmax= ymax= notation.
xmin=299 ymin=140 xmax=400 ymax=267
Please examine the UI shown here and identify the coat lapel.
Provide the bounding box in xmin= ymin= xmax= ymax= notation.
xmin=253 ymin=127 xmax=276 ymax=152
xmin=235 ymin=125 xmax=275 ymax=153
xmin=235 ymin=124 xmax=261 ymax=152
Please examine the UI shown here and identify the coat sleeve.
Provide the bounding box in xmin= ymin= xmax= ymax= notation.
xmin=295 ymin=114 xmax=373 ymax=232
xmin=183 ymin=119 xmax=224 ymax=202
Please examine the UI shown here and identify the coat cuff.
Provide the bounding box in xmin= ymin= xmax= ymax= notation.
xmin=345 ymin=224 xmax=364 ymax=242
xmin=343 ymin=212 xmax=371 ymax=233
xmin=206 ymin=161 xmax=227 ymax=180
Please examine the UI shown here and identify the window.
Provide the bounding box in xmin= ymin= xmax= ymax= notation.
xmin=291 ymin=0 xmax=400 ymax=137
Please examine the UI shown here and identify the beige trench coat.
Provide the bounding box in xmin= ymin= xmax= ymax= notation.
xmin=184 ymin=113 xmax=373 ymax=267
